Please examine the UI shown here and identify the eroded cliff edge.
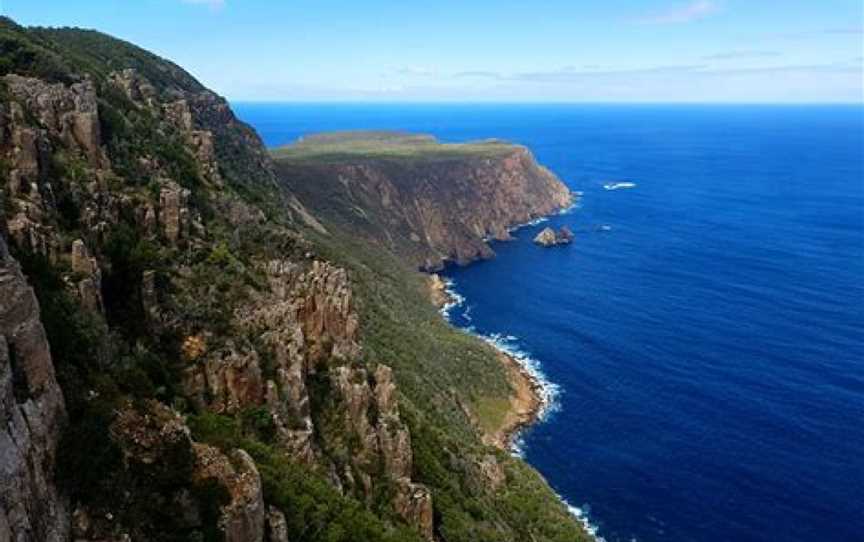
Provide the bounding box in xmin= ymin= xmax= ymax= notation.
xmin=0 ymin=18 xmax=589 ymax=542
xmin=274 ymin=131 xmax=573 ymax=271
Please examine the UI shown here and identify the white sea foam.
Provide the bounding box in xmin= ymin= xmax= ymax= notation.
xmin=441 ymin=277 xmax=605 ymax=542
xmin=480 ymin=331 xmax=561 ymax=422
xmin=462 ymin=304 xmax=473 ymax=322
xmin=603 ymin=181 xmax=637 ymax=191
xmin=558 ymin=199 xmax=581 ymax=215
xmin=438 ymin=278 xmax=465 ymax=321
xmin=508 ymin=215 xmax=549 ymax=234
xmin=563 ymin=499 xmax=608 ymax=542
xmin=440 ymin=280 xmax=561 ymax=427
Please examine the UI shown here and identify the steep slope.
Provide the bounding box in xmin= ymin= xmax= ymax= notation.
xmin=0 ymin=236 xmax=68 ymax=542
xmin=274 ymin=131 xmax=573 ymax=270
xmin=0 ymin=18 xmax=588 ymax=542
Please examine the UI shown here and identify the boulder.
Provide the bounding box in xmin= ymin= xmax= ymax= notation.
xmin=533 ymin=227 xmax=558 ymax=247
xmin=533 ymin=226 xmax=574 ymax=247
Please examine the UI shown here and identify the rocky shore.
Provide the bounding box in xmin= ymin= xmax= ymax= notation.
xmin=429 ymin=272 xmax=547 ymax=452
xmin=487 ymin=351 xmax=545 ymax=450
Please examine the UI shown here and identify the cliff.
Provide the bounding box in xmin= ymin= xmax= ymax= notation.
xmin=0 ymin=18 xmax=589 ymax=542
xmin=273 ymin=131 xmax=573 ymax=270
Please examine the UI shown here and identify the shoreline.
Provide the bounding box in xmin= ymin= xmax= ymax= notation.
xmin=428 ymin=273 xmax=554 ymax=453
xmin=427 ymin=199 xmax=607 ymax=541
xmin=489 ymin=350 xmax=545 ymax=450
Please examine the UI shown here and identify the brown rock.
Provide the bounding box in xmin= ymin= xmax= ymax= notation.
xmin=193 ymin=445 xmax=265 ymax=542
xmin=274 ymin=134 xmax=572 ymax=271
xmin=533 ymin=227 xmax=558 ymax=247
xmin=0 ymin=237 xmax=70 ymax=542
xmin=159 ymin=181 xmax=190 ymax=244
xmin=393 ymin=478 xmax=434 ymax=541
xmin=265 ymin=506 xmax=289 ymax=542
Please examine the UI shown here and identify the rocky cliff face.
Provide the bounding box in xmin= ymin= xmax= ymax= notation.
xmin=0 ymin=236 xmax=69 ymax=542
xmin=0 ymin=19 xmax=588 ymax=542
xmin=274 ymin=133 xmax=573 ymax=270
xmin=0 ymin=20 xmax=435 ymax=542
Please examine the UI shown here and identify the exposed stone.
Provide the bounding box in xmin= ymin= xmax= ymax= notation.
xmin=393 ymin=478 xmax=434 ymax=541
xmin=159 ymin=181 xmax=190 ymax=244
xmin=275 ymin=136 xmax=572 ymax=270
xmin=0 ymin=236 xmax=69 ymax=542
xmin=110 ymin=400 xmax=192 ymax=467
xmin=533 ymin=227 xmax=558 ymax=247
xmin=108 ymin=69 xmax=158 ymax=107
xmin=557 ymin=225 xmax=575 ymax=244
xmin=265 ymin=506 xmax=289 ymax=542
xmin=193 ymin=445 xmax=265 ymax=542
xmin=141 ymin=270 xmax=160 ymax=325
xmin=533 ymin=226 xmax=574 ymax=247
xmin=3 ymin=74 xmax=105 ymax=167
xmin=475 ymin=454 xmax=506 ymax=491
xmin=70 ymin=239 xmax=103 ymax=313
xmin=427 ymin=273 xmax=453 ymax=309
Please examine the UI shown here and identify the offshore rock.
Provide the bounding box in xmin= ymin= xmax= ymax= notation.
xmin=534 ymin=226 xmax=574 ymax=247
xmin=533 ymin=227 xmax=558 ymax=247
xmin=0 ymin=236 xmax=69 ymax=542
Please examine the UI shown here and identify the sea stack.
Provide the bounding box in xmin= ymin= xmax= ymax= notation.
xmin=534 ymin=226 xmax=574 ymax=247
xmin=534 ymin=227 xmax=558 ymax=246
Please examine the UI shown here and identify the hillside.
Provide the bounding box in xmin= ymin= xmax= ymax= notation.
xmin=273 ymin=132 xmax=571 ymax=271
xmin=274 ymin=131 xmax=573 ymax=271
xmin=0 ymin=18 xmax=588 ymax=542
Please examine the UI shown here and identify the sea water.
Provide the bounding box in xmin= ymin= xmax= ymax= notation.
xmin=236 ymin=103 xmax=864 ymax=542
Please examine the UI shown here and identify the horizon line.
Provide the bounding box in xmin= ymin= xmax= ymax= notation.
xmin=229 ymin=100 xmax=864 ymax=106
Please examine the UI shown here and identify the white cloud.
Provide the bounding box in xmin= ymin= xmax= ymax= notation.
xmin=637 ymin=1 xmax=719 ymax=24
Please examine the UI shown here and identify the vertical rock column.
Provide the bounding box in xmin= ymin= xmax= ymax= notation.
xmin=0 ymin=236 xmax=69 ymax=542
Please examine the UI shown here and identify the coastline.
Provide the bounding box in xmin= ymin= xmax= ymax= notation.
xmin=426 ymin=197 xmax=580 ymax=452
xmin=427 ymin=198 xmax=607 ymax=541
xmin=490 ymin=350 xmax=545 ymax=450
xmin=427 ymin=274 xmax=554 ymax=454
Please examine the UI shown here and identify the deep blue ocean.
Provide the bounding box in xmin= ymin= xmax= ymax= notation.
xmin=235 ymin=103 xmax=864 ymax=542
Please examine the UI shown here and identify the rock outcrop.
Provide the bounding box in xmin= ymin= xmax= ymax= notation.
xmin=0 ymin=236 xmax=69 ymax=542
xmin=0 ymin=18 xmax=590 ymax=542
xmin=533 ymin=226 xmax=574 ymax=247
xmin=275 ymin=132 xmax=573 ymax=270
xmin=192 ymin=445 xmax=265 ymax=542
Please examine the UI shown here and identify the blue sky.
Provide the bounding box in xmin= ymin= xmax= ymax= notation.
xmin=4 ymin=0 xmax=863 ymax=102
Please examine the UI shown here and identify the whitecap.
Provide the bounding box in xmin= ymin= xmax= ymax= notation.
xmin=440 ymin=278 xmax=605 ymax=542
xmin=438 ymin=278 xmax=466 ymax=321
xmin=603 ymin=181 xmax=637 ymax=191
xmin=563 ymin=499 xmax=608 ymax=542
xmin=463 ymin=304 xmax=473 ymax=322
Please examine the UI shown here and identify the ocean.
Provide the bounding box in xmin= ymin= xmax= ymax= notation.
xmin=235 ymin=103 xmax=864 ymax=542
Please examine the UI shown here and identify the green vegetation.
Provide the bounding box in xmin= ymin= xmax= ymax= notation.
xmin=273 ymin=130 xmax=519 ymax=163
xmin=189 ymin=412 xmax=424 ymax=542
xmin=1 ymin=19 xmax=588 ymax=542
xmin=304 ymin=222 xmax=590 ymax=542
xmin=0 ymin=16 xmax=202 ymax=91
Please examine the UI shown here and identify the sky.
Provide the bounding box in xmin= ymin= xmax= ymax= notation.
xmin=3 ymin=0 xmax=863 ymax=103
